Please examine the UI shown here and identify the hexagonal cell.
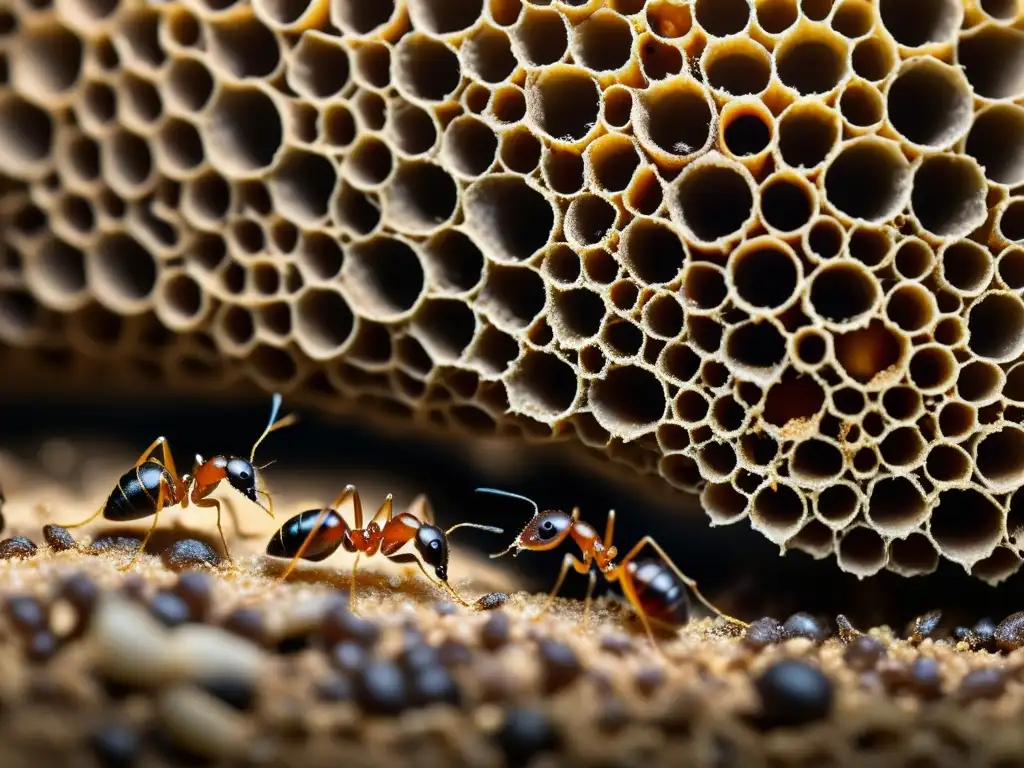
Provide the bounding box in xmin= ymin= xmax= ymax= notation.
xmin=822 ymin=137 xmax=912 ymax=224
xmin=525 ymin=65 xmax=600 ymax=143
xmin=879 ymin=0 xmax=962 ymax=48
xmin=343 ymin=236 xmax=426 ymax=321
xmin=506 ymin=349 xmax=579 ymax=421
xmin=463 ymin=175 xmax=555 ymax=263
xmin=669 ymin=156 xmax=755 ymax=245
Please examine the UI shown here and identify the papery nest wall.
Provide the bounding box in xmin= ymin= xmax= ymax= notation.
xmin=1 ymin=0 xmax=1024 ymax=582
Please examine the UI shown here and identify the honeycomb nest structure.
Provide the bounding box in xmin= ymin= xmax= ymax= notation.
xmin=1 ymin=0 xmax=1024 ymax=582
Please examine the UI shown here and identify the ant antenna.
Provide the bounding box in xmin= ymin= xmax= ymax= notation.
xmin=250 ymin=393 xmax=298 ymax=462
xmin=445 ymin=522 xmax=505 ymax=536
xmin=474 ymin=487 xmax=539 ymax=516
xmin=474 ymin=488 xmax=539 ymax=559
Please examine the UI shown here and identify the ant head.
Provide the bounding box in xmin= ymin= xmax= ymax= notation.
xmin=517 ymin=510 xmax=573 ymax=552
xmin=225 ymin=457 xmax=259 ymax=503
xmin=414 ymin=524 xmax=450 ymax=581
xmin=474 ymin=488 xmax=573 ymax=558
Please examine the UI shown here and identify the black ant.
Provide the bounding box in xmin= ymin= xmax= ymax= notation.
xmin=475 ymin=488 xmax=747 ymax=651
xmin=266 ymin=485 xmax=504 ymax=611
xmin=62 ymin=393 xmax=297 ymax=570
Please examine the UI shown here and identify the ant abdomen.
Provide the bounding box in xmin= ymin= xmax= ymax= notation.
xmin=266 ymin=508 xmax=350 ymax=562
xmin=106 ymin=462 xmax=177 ymax=523
xmin=628 ymin=558 xmax=691 ymax=627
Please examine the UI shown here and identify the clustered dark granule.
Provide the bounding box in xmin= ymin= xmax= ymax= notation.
xmin=5 ymin=521 xmax=1024 ymax=766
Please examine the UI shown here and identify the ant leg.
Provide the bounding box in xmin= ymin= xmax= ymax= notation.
xmin=276 ymin=505 xmax=336 ymax=583
xmin=61 ymin=505 xmax=105 ymax=529
xmin=407 ymin=494 xmax=434 ymax=525
xmin=195 ymin=497 xmax=234 ymax=567
xmin=349 ymin=553 xmax=361 ymax=614
xmin=64 ymin=439 xmax=180 ymax=530
xmin=582 ymin=568 xmax=598 ymax=633
xmin=620 ymin=536 xmax=747 ymax=628
xmin=367 ymin=494 xmax=393 ymax=526
xmin=603 ymin=509 xmax=616 ymax=549
xmin=616 ymin=571 xmax=666 ymax=659
xmin=117 ymin=482 xmax=169 ymax=572
xmin=148 ymin=437 xmax=180 ymax=485
xmin=221 ymin=494 xmax=257 ymax=539
xmin=534 ymin=552 xmax=591 ymax=622
xmin=276 ymin=486 xmax=356 ymax=583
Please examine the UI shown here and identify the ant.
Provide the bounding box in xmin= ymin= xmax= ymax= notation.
xmin=62 ymin=393 xmax=297 ymax=570
xmin=475 ymin=488 xmax=747 ymax=652
xmin=266 ymin=484 xmax=504 ymax=611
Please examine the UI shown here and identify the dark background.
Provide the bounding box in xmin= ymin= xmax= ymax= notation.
xmin=1 ymin=392 xmax=1022 ymax=631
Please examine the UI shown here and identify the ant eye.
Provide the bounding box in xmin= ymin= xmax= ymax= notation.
xmin=240 ymin=471 xmax=250 ymax=480
xmin=430 ymin=540 xmax=440 ymax=550
xmin=537 ymin=518 xmax=560 ymax=540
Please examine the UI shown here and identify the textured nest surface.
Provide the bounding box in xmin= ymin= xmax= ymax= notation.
xmin=2 ymin=458 xmax=1024 ymax=766
xmin=2 ymin=0 xmax=1024 ymax=584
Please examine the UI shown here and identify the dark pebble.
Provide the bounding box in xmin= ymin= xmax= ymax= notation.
xmin=322 ymin=600 xmax=381 ymax=648
xmin=975 ymin=617 xmax=997 ymax=651
xmin=119 ymin=575 xmax=148 ymax=603
xmin=92 ymin=536 xmax=141 ymax=554
xmin=436 ymin=639 xmax=473 ymax=668
xmin=754 ymin=659 xmax=835 ymax=729
xmin=26 ymin=630 xmax=60 ymax=663
xmin=480 ymin=611 xmax=511 ymax=651
xmin=496 ymin=707 xmax=560 ymax=765
xmin=316 ymin=675 xmax=354 ymax=702
xmin=330 ymin=640 xmax=367 ymax=674
xmin=399 ymin=641 xmax=439 ymax=671
xmin=596 ymin=698 xmax=630 ymax=734
xmin=276 ymin=633 xmax=312 ymax=655
xmin=57 ymin=573 xmax=99 ymax=637
xmin=200 ymin=678 xmax=257 ymax=711
xmin=908 ymin=610 xmax=942 ymax=645
xmin=994 ymin=612 xmax=1024 ymax=652
xmin=434 ymin=601 xmax=458 ymax=616
xmin=783 ymin=613 xmax=828 ymax=644
xmin=410 ymin=664 xmax=461 ymax=707
xmin=475 ymin=592 xmax=509 ymax=611
xmin=4 ymin=594 xmax=48 ymax=634
xmin=957 ymin=667 xmax=1007 ymax=702
xmin=148 ymin=592 xmax=192 ymax=628
xmin=954 ymin=627 xmax=987 ymax=651
xmin=908 ymin=657 xmax=943 ymax=699
xmin=0 ymin=536 xmax=37 ymax=560
xmin=90 ymin=723 xmax=140 ymax=768
xmin=836 ymin=614 xmax=859 ymax=643
xmin=42 ymin=524 xmax=76 ymax=552
xmin=599 ymin=633 xmax=633 ymax=656
xmin=743 ymin=617 xmax=784 ymax=650
xmin=171 ymin=571 xmax=213 ymax=622
xmin=635 ymin=667 xmax=665 ymax=697
xmin=161 ymin=539 xmax=219 ymax=571
xmin=222 ymin=607 xmax=269 ymax=647
xmin=538 ymin=639 xmax=582 ymax=694
xmin=843 ymin=635 xmax=886 ymax=671
xmin=354 ymin=660 xmax=409 ymax=716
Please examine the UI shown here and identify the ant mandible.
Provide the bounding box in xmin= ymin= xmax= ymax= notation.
xmin=62 ymin=393 xmax=297 ymax=570
xmin=266 ymin=484 xmax=504 ymax=611
xmin=475 ymin=488 xmax=748 ymax=651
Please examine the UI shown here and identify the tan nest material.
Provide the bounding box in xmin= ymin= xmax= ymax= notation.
xmin=1 ymin=0 xmax=1024 ymax=585
xmin=0 ymin=453 xmax=1023 ymax=766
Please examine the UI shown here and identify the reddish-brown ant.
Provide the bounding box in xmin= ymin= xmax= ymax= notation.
xmin=475 ymin=488 xmax=747 ymax=650
xmin=62 ymin=393 xmax=297 ymax=569
xmin=266 ymin=485 xmax=504 ymax=611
